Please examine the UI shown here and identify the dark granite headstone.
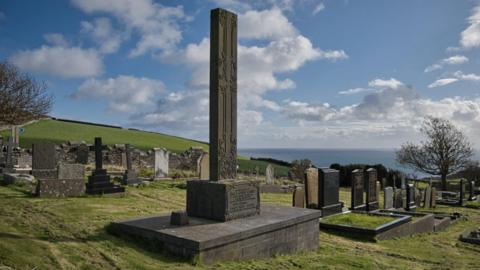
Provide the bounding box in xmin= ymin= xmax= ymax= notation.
xmin=76 ymin=144 xmax=89 ymax=164
xmin=318 ymin=168 xmax=342 ymax=216
xmin=86 ymin=137 xmax=124 ymax=194
xmin=350 ymin=169 xmax=364 ymax=210
xmin=384 ymin=187 xmax=394 ymax=209
xmin=365 ymin=168 xmax=379 ymax=211
xmin=32 ymin=142 xmax=57 ymax=179
xmin=406 ymin=183 xmax=416 ymax=211
xmin=122 ymin=144 xmax=141 ymax=185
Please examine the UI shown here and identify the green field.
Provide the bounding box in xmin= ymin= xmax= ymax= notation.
xmin=1 ymin=181 xmax=479 ymax=270
xmin=0 ymin=119 xmax=291 ymax=175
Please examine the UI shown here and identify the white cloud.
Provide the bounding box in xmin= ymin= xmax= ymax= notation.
xmin=312 ymin=3 xmax=325 ymax=15
xmin=72 ymin=75 xmax=165 ymax=113
xmin=71 ymin=0 xmax=189 ymax=57
xmin=368 ymin=78 xmax=403 ymax=89
xmin=428 ymin=78 xmax=459 ymax=88
xmin=10 ymin=45 xmax=103 ymax=78
xmin=81 ymin=17 xmax=124 ymax=54
xmin=427 ymin=70 xmax=480 ymax=88
xmin=424 ymin=55 xmax=469 ymax=73
xmin=43 ymin=33 xmax=69 ymax=47
xmin=239 ymin=8 xmax=297 ymax=39
xmin=338 ymin=87 xmax=375 ymax=95
xmin=460 ymin=4 xmax=480 ymax=49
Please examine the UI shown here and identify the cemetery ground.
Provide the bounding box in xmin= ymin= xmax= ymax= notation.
xmin=1 ymin=179 xmax=479 ymax=270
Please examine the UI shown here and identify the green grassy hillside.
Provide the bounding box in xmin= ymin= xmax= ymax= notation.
xmin=1 ymin=119 xmax=291 ymax=175
xmin=1 ymin=119 xmax=208 ymax=153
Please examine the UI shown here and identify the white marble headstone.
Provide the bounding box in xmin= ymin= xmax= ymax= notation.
xmin=154 ymin=148 xmax=169 ymax=179
xmin=265 ymin=164 xmax=274 ymax=185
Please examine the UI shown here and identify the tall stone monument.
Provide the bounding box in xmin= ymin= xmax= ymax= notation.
xmin=110 ymin=8 xmax=321 ymax=264
xmin=86 ymin=137 xmax=124 ymax=194
xmin=122 ymin=144 xmax=141 ymax=185
xmin=198 ymin=153 xmax=209 ymax=179
xmin=304 ymin=167 xmax=319 ymax=208
xmin=265 ymin=164 xmax=274 ymax=184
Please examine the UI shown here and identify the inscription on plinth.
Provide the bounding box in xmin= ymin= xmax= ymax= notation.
xmin=187 ymin=180 xmax=260 ymax=221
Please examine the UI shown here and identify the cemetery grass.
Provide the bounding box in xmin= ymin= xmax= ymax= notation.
xmin=321 ymin=212 xmax=398 ymax=229
xmin=1 ymin=182 xmax=480 ymax=270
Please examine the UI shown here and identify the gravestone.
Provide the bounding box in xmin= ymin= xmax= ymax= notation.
xmin=376 ymin=181 xmax=381 ymax=203
xmin=318 ymin=168 xmax=342 ymax=216
xmin=459 ymin=179 xmax=466 ymax=206
xmin=17 ymin=153 xmax=31 ymax=168
xmin=76 ymin=144 xmax=89 ymax=164
xmin=304 ymin=167 xmax=319 ymax=208
xmin=393 ymin=188 xmax=403 ymax=209
xmin=406 ymin=183 xmax=416 ymax=211
xmin=36 ymin=163 xmax=86 ymax=197
xmin=384 ymin=187 xmax=394 ymax=209
xmin=292 ymin=187 xmax=305 ymax=208
xmin=154 ymin=148 xmax=169 ymax=179
xmin=424 ymin=185 xmax=432 ymax=208
xmin=469 ymin=180 xmax=476 ymax=201
xmin=110 ymin=8 xmax=321 ymax=264
xmin=86 ymin=137 xmax=124 ymax=194
xmin=198 ymin=153 xmax=209 ymax=179
xmin=365 ymin=168 xmax=379 ymax=211
xmin=32 ymin=142 xmax=57 ymax=179
xmin=431 ymin=187 xmax=437 ymax=208
xmin=121 ymin=152 xmax=127 ymax=169
xmin=122 ymin=144 xmax=141 ymax=185
xmin=265 ymin=164 xmax=274 ymax=185
xmin=350 ymin=169 xmax=365 ymax=210
xmin=2 ymin=137 xmax=18 ymax=173
xmin=414 ymin=187 xmax=422 ymax=207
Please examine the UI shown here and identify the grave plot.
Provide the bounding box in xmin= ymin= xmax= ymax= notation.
xmin=459 ymin=228 xmax=480 ymax=245
xmin=319 ymin=211 xmax=412 ymax=241
xmin=373 ymin=210 xmax=435 ymax=235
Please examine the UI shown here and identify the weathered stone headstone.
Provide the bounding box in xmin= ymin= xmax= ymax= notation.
xmin=384 ymin=187 xmax=394 ymax=209
xmin=318 ymin=168 xmax=342 ymax=216
xmin=292 ymin=187 xmax=305 ymax=208
xmin=265 ymin=164 xmax=274 ymax=185
xmin=424 ymin=185 xmax=432 ymax=208
xmin=3 ymin=136 xmax=18 ymax=172
xmin=154 ymin=148 xmax=169 ymax=179
xmin=393 ymin=188 xmax=403 ymax=209
xmin=431 ymin=187 xmax=437 ymax=208
xmin=350 ymin=169 xmax=364 ymax=210
xmin=198 ymin=153 xmax=209 ymax=179
xmin=376 ymin=181 xmax=381 ymax=203
xmin=121 ymin=152 xmax=127 ymax=169
xmin=365 ymin=168 xmax=379 ymax=211
xmin=76 ymin=144 xmax=89 ymax=164
xmin=414 ymin=187 xmax=422 ymax=207
xmin=36 ymin=163 xmax=86 ymax=197
xmin=459 ymin=179 xmax=466 ymax=206
xmin=32 ymin=142 xmax=57 ymax=179
xmin=86 ymin=137 xmax=124 ymax=194
xmin=122 ymin=144 xmax=140 ymax=185
xmin=16 ymin=153 xmax=31 ymax=168
xmin=304 ymin=167 xmax=319 ymax=208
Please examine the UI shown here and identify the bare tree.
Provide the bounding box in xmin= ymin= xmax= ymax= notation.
xmin=0 ymin=61 xmax=53 ymax=126
xmin=290 ymin=159 xmax=313 ymax=182
xmin=396 ymin=117 xmax=473 ymax=190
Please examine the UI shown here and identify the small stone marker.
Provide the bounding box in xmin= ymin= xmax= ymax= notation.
xmin=76 ymin=144 xmax=89 ymax=164
xmin=350 ymin=169 xmax=364 ymax=210
xmin=265 ymin=164 xmax=274 ymax=185
xmin=32 ymin=142 xmax=57 ymax=179
xmin=304 ymin=167 xmax=319 ymax=208
xmin=198 ymin=153 xmax=209 ymax=180
xmin=170 ymin=211 xmax=189 ymax=226
xmin=384 ymin=187 xmax=394 ymax=209
xmin=293 ymin=187 xmax=305 ymax=208
xmin=86 ymin=137 xmax=124 ymax=195
xmin=318 ymin=168 xmax=342 ymax=216
xmin=154 ymin=148 xmax=169 ymax=179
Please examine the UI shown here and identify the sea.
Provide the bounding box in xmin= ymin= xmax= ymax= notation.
xmin=238 ymin=148 xmax=480 ymax=177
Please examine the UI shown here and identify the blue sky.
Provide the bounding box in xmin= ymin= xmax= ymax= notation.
xmin=1 ymin=0 xmax=480 ymax=149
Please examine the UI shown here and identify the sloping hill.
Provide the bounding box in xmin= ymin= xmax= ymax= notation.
xmin=0 ymin=119 xmax=208 ymax=153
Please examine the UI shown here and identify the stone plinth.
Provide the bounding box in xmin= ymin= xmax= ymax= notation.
xmin=86 ymin=169 xmax=125 ymax=195
xmin=109 ymin=204 xmax=321 ymax=264
xmin=36 ymin=179 xmax=86 ymax=197
xmin=187 ymin=179 xmax=260 ymax=221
